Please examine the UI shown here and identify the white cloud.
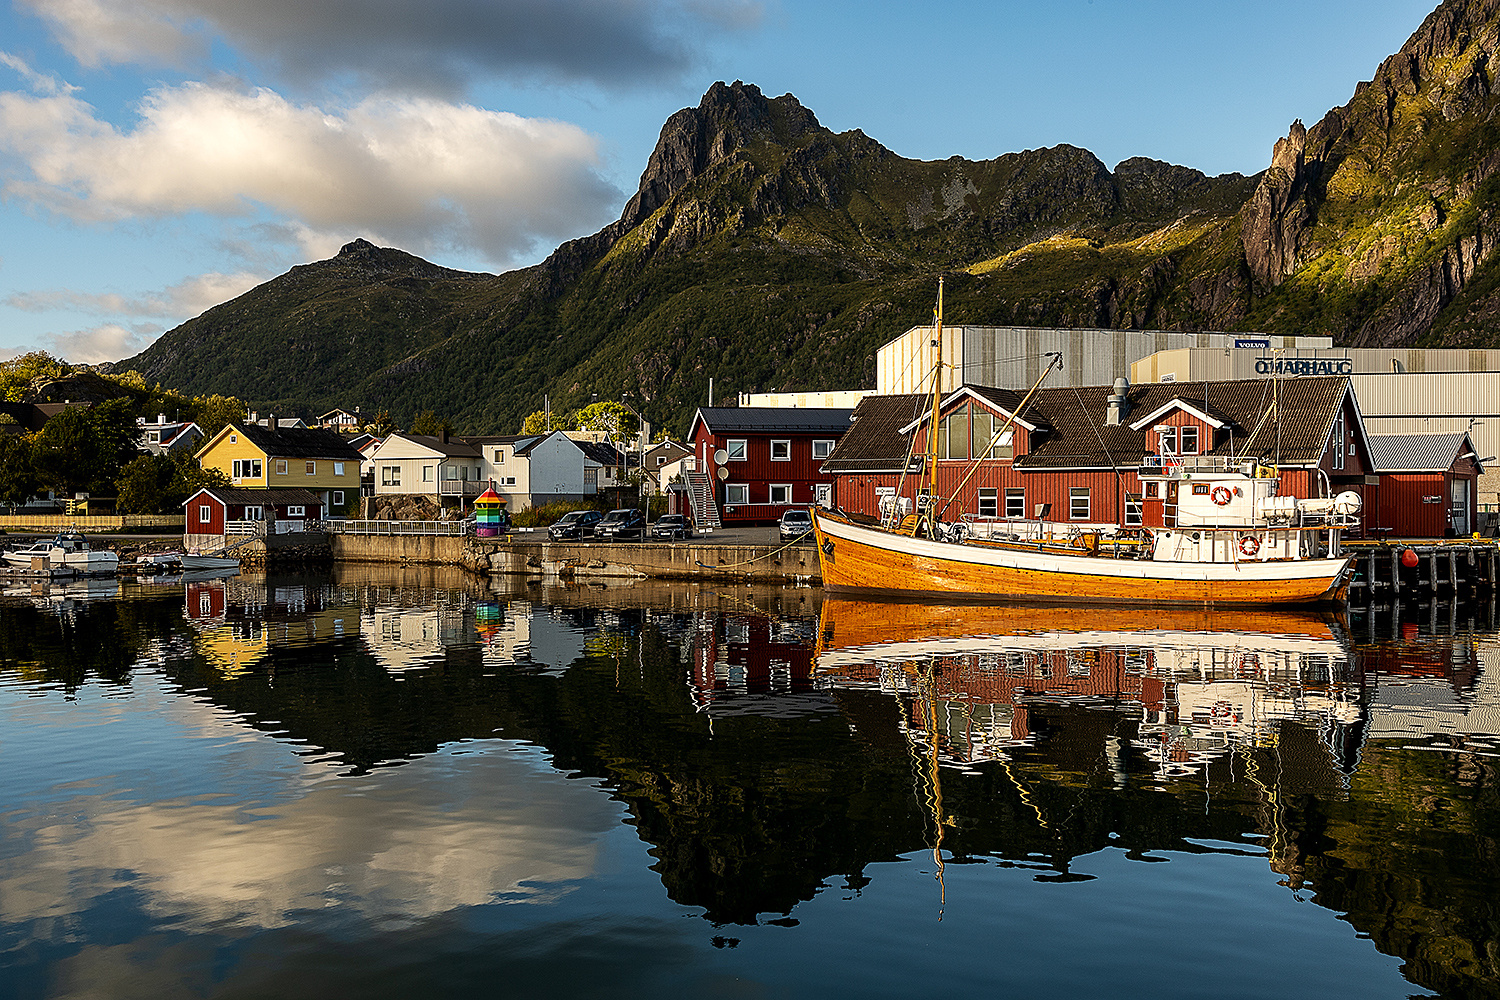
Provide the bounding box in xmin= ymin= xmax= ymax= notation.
xmin=42 ymin=321 xmax=159 ymax=364
xmin=6 ymin=271 xmax=263 ymax=318
xmin=0 ymin=50 xmax=79 ymax=95
xmin=0 ymin=82 xmax=623 ymax=268
xmin=20 ymin=0 xmax=763 ymax=92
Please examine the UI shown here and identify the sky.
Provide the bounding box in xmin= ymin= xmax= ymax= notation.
xmin=0 ymin=0 xmax=1443 ymax=366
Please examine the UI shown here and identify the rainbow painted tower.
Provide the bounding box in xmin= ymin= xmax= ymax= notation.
xmin=474 ymin=486 xmax=506 ymax=537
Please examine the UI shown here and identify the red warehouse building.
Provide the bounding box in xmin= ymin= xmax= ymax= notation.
xmin=1365 ymin=432 xmax=1483 ymax=537
xmin=822 ymin=375 xmax=1379 ymax=533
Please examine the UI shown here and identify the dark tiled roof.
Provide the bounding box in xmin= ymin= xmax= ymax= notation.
xmin=1367 ymin=432 xmax=1472 ymax=472
xmin=235 ymin=423 xmax=366 ymax=461
xmin=692 ymin=406 xmax=855 ymax=436
xmin=388 ymin=432 xmax=481 ymax=459
xmin=825 ymin=376 xmax=1352 ymax=472
xmin=193 ymin=487 xmax=326 ymax=507
xmin=822 ymin=394 xmax=930 ymax=473
xmin=577 ymin=440 xmax=626 ymax=465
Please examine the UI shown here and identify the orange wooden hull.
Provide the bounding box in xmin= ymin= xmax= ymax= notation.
xmin=812 ymin=510 xmax=1351 ymax=607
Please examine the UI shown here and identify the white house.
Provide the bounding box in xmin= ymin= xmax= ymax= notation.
xmin=368 ymin=432 xmax=487 ymax=505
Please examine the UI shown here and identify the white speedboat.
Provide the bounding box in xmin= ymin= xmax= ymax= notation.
xmin=2 ymin=532 xmax=120 ymax=575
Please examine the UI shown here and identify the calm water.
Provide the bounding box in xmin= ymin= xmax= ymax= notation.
xmin=2 ymin=567 xmax=1498 ymax=999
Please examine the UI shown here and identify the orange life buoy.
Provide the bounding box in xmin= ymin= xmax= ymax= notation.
xmin=1211 ymin=486 xmax=1233 ymax=507
xmin=1239 ymin=534 xmax=1260 ymax=557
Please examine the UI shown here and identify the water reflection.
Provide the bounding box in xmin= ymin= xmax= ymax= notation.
xmin=1 ymin=572 xmax=1498 ymax=998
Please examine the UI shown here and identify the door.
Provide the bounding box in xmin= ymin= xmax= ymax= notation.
xmin=1164 ymin=481 xmax=1179 ymax=528
xmin=1451 ymin=478 xmax=1470 ymax=535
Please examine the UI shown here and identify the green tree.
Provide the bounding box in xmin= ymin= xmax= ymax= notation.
xmin=410 ymin=409 xmax=454 ymax=436
xmin=0 ymin=351 xmax=73 ymax=402
xmin=574 ymin=401 xmax=637 ymax=438
xmin=190 ymin=394 xmax=247 ymax=436
xmin=116 ymin=452 xmax=230 ymax=514
xmin=521 ymin=409 xmax=571 ymax=434
xmin=363 ymin=409 xmax=395 ymax=435
xmin=0 ymin=433 xmax=39 ymax=507
xmin=30 ymin=399 xmax=142 ymax=497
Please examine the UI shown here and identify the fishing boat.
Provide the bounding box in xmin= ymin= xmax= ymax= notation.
xmin=810 ymin=281 xmax=1362 ymax=607
xmin=1 ymin=532 xmax=120 ymax=575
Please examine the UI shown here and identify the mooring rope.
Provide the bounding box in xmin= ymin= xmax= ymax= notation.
xmin=693 ymin=528 xmax=814 ymax=571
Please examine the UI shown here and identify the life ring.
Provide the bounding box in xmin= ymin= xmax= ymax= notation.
xmin=1239 ymin=534 xmax=1260 ymax=557
xmin=1211 ymin=486 xmax=1233 ymax=507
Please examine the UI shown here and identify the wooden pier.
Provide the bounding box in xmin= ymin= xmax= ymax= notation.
xmin=1344 ymin=540 xmax=1500 ymax=598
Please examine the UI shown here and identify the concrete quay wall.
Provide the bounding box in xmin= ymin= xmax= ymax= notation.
xmin=329 ymin=533 xmax=821 ymax=584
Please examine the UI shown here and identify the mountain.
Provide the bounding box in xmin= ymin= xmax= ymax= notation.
xmin=113 ymin=0 xmax=1500 ymax=437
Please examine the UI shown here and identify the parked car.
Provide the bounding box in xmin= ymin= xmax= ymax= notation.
xmin=652 ymin=514 xmax=694 ymax=541
xmin=548 ymin=509 xmax=602 ymax=541
xmin=778 ymin=508 xmax=813 ymax=542
xmin=594 ymin=508 xmax=647 ymax=541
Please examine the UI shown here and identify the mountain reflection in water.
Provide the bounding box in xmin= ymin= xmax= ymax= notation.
xmin=0 ymin=569 xmax=1497 ymax=999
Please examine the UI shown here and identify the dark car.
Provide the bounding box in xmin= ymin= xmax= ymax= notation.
xmin=548 ymin=509 xmax=602 ymax=541
xmin=778 ymin=508 xmax=813 ymax=543
xmin=594 ymin=508 xmax=647 ymax=541
xmin=652 ymin=514 xmax=694 ymax=541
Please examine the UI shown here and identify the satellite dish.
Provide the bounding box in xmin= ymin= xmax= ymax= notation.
xmin=713 ymin=448 xmax=728 ymax=465
xmin=716 ymin=466 xmax=729 ymax=481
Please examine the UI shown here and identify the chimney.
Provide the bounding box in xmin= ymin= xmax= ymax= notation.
xmin=1106 ymin=377 xmax=1130 ymax=426
xmin=441 ymin=428 xmax=449 ymax=444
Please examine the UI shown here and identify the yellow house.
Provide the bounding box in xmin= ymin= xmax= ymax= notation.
xmin=196 ymin=422 xmax=366 ymax=515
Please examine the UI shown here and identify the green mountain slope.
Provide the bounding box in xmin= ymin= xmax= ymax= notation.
xmin=112 ymin=0 xmax=1500 ymax=437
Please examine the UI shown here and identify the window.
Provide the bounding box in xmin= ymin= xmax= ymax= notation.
xmin=229 ymin=434 xmax=237 ymax=443
xmin=940 ymin=407 xmax=969 ymax=460
xmin=332 ymin=491 xmax=344 ymax=505
xmin=494 ymin=449 xmax=504 ymax=464
xmin=305 ymin=461 xmax=316 ymax=475
xmin=726 ymin=483 xmax=749 ymax=505
xmin=244 ymin=506 xmax=263 ymax=521
xmin=769 ymin=484 xmax=791 ymax=504
xmin=1070 ymin=487 xmax=1091 ymax=520
xmin=1158 ymin=427 xmax=1177 ymax=455
xmin=423 ymin=465 xmax=433 ymax=482
xmin=147 ymin=430 xmax=159 ymax=443
xmin=816 ymin=483 xmax=832 ymax=507
xmin=657 ymin=456 xmax=667 ymax=466
xmin=1124 ymin=494 xmax=1143 ymax=526
xmin=1005 ymin=488 xmax=1025 ymax=519
xmin=725 ymin=439 xmax=747 ymax=461
xmin=232 ymin=459 xmax=262 ymax=479
xmin=445 ymin=466 xmax=459 ymax=480
xmin=381 ymin=466 xmax=400 ymax=487
xmin=584 ymin=468 xmax=598 ymax=486
xmin=770 ymin=439 xmax=791 ymax=461
xmin=198 ymin=504 xmax=212 ymax=524
xmin=333 ymin=462 xmax=345 ymax=476
xmin=287 ymin=505 xmax=305 ymax=517
xmin=812 ymin=439 xmax=834 ymax=460
xmin=276 ymin=459 xmax=288 ymax=475
xmin=499 ymin=477 xmax=516 ymax=487
xmin=978 ymin=488 xmax=998 ymax=518
xmin=1179 ymin=426 xmax=1199 ymax=455
xmin=1331 ymin=410 xmax=1346 ymax=470
xmin=1192 ymin=483 xmax=1210 ymax=495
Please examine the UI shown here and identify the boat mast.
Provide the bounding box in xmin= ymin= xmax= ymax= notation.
xmin=927 ymin=277 xmax=945 ymax=512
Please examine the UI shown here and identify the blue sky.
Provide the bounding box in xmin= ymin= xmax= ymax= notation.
xmin=0 ymin=0 xmax=1440 ymax=366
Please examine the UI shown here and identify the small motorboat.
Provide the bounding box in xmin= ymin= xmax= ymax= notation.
xmin=1 ymin=532 xmax=120 ymax=575
xmin=180 ymin=552 xmax=242 ymax=571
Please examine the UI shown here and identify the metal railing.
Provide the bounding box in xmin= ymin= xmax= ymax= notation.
xmin=322 ymin=519 xmax=472 ymax=536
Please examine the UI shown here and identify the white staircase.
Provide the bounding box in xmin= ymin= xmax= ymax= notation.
xmin=685 ymin=469 xmax=721 ymax=530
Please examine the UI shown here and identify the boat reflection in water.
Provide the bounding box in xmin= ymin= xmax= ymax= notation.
xmin=814 ymin=598 xmax=1363 ymax=781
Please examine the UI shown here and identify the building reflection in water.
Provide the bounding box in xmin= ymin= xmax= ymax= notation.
xmin=812 ymin=599 xmax=1364 ymax=783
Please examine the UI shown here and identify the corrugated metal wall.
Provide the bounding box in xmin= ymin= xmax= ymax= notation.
xmin=875 ymin=327 xmax=1327 ymax=395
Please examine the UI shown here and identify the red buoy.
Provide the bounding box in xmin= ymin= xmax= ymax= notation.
xmin=1401 ymin=547 xmax=1419 ymax=568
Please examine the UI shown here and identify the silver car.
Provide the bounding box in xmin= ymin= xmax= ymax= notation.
xmin=778 ymin=509 xmax=813 ymax=542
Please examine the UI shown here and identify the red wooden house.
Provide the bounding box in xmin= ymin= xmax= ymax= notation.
xmin=184 ymin=487 xmax=325 ymax=551
xmin=822 ymin=376 xmax=1377 ymax=532
xmin=1364 ymin=432 xmax=1483 ymax=537
xmin=687 ymin=407 xmax=853 ymax=525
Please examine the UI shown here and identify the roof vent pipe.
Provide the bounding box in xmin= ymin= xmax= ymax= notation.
xmin=1106 ymin=377 xmax=1130 ymax=426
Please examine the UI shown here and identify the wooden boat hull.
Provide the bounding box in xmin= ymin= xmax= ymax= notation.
xmin=812 ymin=510 xmax=1352 ymax=606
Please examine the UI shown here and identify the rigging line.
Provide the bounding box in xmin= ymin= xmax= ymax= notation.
xmin=934 ymin=352 xmax=1062 ymax=524
xmin=888 ymin=351 xmax=944 ymax=528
